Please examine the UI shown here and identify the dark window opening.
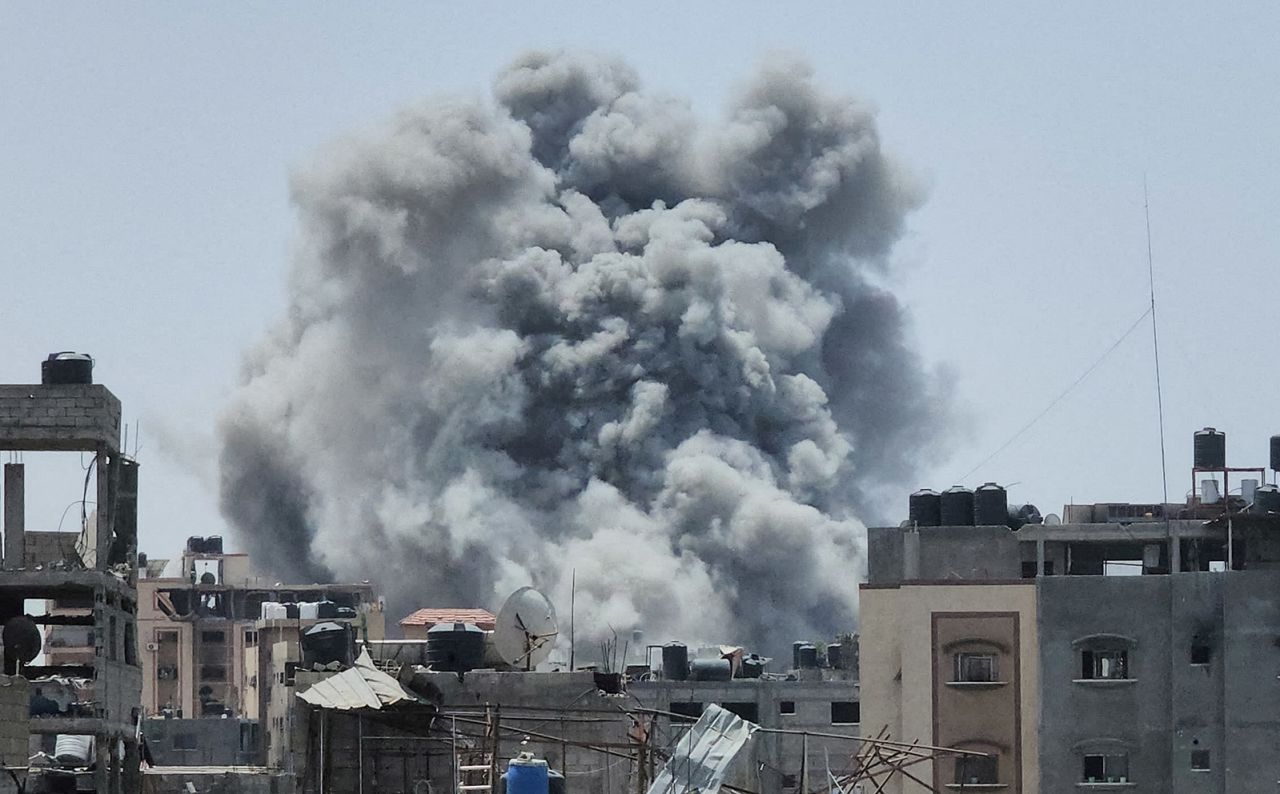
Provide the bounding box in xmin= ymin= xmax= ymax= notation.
xmin=1021 ymin=561 xmax=1055 ymax=578
xmin=201 ymin=630 xmax=226 ymax=644
xmin=669 ymin=702 xmax=703 ymax=723
xmin=721 ymin=702 xmax=758 ymax=722
xmin=779 ymin=700 xmax=795 ymax=715
xmin=173 ymin=733 xmax=197 ymax=751
xmin=830 ymin=701 xmax=859 ymax=724
xmin=954 ymin=653 xmax=998 ymax=683
xmin=781 ymin=775 xmax=797 ymax=789
xmin=200 ymin=665 xmax=227 ymax=682
xmin=1083 ymin=753 xmax=1129 ymax=784
xmin=1190 ymin=644 xmax=1211 ymax=665
xmin=1081 ymin=649 xmax=1129 ymax=680
xmin=955 ymin=755 xmax=998 ymax=785
xmin=1191 ymin=750 xmax=1211 ymax=771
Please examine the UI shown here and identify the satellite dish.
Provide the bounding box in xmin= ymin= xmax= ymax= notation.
xmin=1045 ymin=513 xmax=1062 ymax=526
xmin=3 ymin=616 xmax=43 ymax=665
xmin=493 ymin=587 xmax=559 ymax=670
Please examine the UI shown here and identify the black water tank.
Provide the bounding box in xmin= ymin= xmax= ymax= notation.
xmin=1271 ymin=435 xmax=1280 ymax=472
xmin=1194 ymin=428 xmax=1226 ymax=469
xmin=284 ymin=603 xmax=300 ymax=619
xmin=797 ymin=644 xmax=818 ymax=669
xmin=315 ymin=601 xmax=338 ymax=619
xmin=1254 ymin=485 xmax=1280 ymax=514
xmin=426 ymin=622 xmax=485 ymax=674
xmin=975 ymin=483 xmax=1008 ymax=526
xmin=740 ymin=655 xmax=766 ymax=679
xmin=41 ymin=352 xmax=93 ymax=385
xmin=301 ymin=622 xmax=354 ymax=668
xmin=909 ymin=489 xmax=941 ymax=526
xmin=661 ymin=642 xmax=688 ymax=681
xmin=792 ymin=641 xmax=805 ymax=670
xmin=1006 ymin=503 xmax=1042 ymax=530
xmin=826 ymin=643 xmax=843 ymax=669
xmin=940 ymin=486 xmax=976 ymax=526
xmin=690 ymin=658 xmax=732 ymax=681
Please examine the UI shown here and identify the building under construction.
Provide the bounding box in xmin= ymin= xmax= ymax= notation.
xmin=0 ymin=354 xmax=142 ymax=792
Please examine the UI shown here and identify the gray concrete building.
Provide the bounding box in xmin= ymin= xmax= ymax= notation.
xmin=0 ymin=357 xmax=144 ymax=793
xmin=862 ymin=456 xmax=1280 ymax=793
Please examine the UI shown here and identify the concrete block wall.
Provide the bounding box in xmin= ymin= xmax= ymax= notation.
xmin=0 ymin=384 xmax=121 ymax=448
xmin=0 ymin=676 xmax=30 ymax=769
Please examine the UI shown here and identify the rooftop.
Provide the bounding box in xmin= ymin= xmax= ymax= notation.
xmin=399 ymin=607 xmax=495 ymax=630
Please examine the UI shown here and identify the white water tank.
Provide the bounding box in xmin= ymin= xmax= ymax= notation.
xmin=54 ymin=734 xmax=93 ymax=766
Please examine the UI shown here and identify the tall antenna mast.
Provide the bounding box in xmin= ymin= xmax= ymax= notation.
xmin=1145 ymin=179 xmax=1170 ymax=508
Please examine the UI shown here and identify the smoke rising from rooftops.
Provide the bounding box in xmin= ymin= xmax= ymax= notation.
xmin=218 ymin=52 xmax=945 ymax=656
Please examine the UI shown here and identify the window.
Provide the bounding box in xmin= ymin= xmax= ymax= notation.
xmin=955 ymin=754 xmax=998 ymax=785
xmin=200 ymin=665 xmax=227 ymax=682
xmin=830 ymin=701 xmax=859 ymax=725
xmin=1081 ymin=649 xmax=1129 ymax=680
xmin=1082 ymin=753 xmax=1129 ymax=784
xmin=779 ymin=700 xmax=795 ymax=715
xmin=173 ymin=733 xmax=198 ymax=751
xmin=201 ymin=630 xmax=226 ymax=644
xmin=954 ymin=653 xmax=999 ymax=683
xmin=244 ymin=630 xmax=258 ymax=647
xmin=1191 ymin=750 xmax=1210 ymax=771
xmin=721 ymin=702 xmax=758 ymax=722
xmin=1190 ymin=644 xmax=1211 ymax=665
xmin=669 ymin=702 xmax=703 ymax=723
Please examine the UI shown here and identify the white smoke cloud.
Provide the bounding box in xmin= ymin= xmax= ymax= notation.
xmin=219 ymin=51 xmax=945 ymax=656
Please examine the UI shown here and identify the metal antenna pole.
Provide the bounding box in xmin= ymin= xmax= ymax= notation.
xmin=1145 ymin=179 xmax=1170 ymax=510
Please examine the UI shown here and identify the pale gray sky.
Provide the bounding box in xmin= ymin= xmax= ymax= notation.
xmin=3 ymin=3 xmax=1278 ymax=563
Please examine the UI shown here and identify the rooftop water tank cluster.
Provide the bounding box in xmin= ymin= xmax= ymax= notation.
xmin=909 ymin=484 xmax=1041 ymax=529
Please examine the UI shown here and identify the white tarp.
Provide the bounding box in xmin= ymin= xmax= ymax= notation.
xmin=647 ymin=704 xmax=757 ymax=794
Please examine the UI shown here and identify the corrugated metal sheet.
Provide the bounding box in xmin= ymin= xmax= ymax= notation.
xmin=297 ymin=650 xmax=418 ymax=711
xmin=646 ymin=704 xmax=756 ymax=794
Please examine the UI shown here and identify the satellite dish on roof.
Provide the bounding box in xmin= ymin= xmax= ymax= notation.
xmin=3 ymin=616 xmax=43 ymax=666
xmin=493 ymin=587 xmax=559 ymax=671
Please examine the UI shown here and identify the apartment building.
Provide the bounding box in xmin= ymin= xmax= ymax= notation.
xmin=137 ymin=538 xmax=385 ymax=766
xmin=861 ymin=429 xmax=1280 ymax=793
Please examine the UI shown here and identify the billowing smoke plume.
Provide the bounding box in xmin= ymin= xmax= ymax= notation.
xmin=219 ymin=52 xmax=944 ymax=657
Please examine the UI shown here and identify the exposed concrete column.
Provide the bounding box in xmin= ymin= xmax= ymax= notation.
xmin=93 ymin=447 xmax=116 ymax=570
xmin=902 ymin=527 xmax=920 ymax=581
xmin=3 ymin=464 xmax=23 ymax=570
xmin=1036 ymin=538 xmax=1046 ymax=576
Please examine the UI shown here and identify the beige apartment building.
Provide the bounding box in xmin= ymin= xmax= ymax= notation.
xmin=860 ymin=580 xmax=1040 ymax=793
xmin=137 ymin=537 xmax=385 ymax=766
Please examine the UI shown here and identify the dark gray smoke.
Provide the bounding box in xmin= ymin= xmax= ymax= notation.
xmin=218 ymin=52 xmax=944 ymax=656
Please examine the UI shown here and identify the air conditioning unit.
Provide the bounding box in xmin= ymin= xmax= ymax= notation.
xmin=145 ymin=642 xmax=160 ymax=652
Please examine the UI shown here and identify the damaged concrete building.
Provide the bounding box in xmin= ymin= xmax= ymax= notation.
xmin=135 ymin=538 xmax=385 ymax=771
xmin=0 ymin=354 xmax=143 ymax=792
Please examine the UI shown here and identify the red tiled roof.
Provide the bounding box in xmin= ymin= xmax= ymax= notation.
xmin=399 ymin=608 xmax=496 ymax=631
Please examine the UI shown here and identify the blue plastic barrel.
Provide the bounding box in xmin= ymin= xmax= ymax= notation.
xmin=507 ymin=755 xmax=550 ymax=794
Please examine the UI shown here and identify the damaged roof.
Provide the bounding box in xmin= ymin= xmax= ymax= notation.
xmin=297 ymin=650 xmax=420 ymax=711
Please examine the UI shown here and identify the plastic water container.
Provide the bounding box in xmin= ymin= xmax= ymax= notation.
xmin=54 ymin=734 xmax=94 ymax=766
xmin=261 ymin=602 xmax=287 ymax=620
xmin=507 ymin=753 xmax=549 ymax=794
xmin=299 ymin=602 xmax=320 ymax=620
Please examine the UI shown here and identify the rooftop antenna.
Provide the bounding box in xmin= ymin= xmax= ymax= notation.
xmin=1145 ymin=178 xmax=1171 ymax=510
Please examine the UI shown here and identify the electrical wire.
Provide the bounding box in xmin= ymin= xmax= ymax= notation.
xmin=958 ymin=305 xmax=1154 ymax=482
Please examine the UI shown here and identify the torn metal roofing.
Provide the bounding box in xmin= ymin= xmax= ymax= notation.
xmin=297 ymin=650 xmax=420 ymax=711
xmin=646 ymin=704 xmax=757 ymax=794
